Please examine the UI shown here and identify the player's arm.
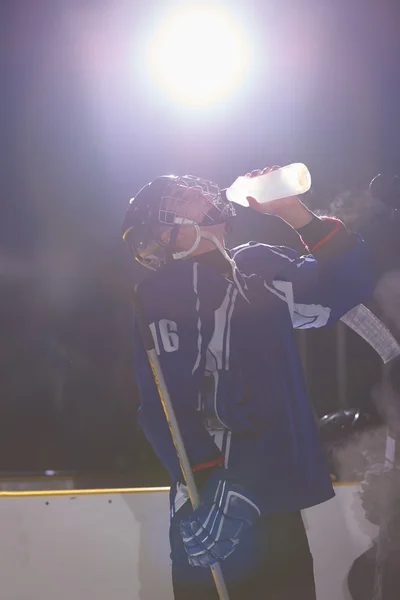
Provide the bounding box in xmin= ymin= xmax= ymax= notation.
xmin=282 ymin=210 xmax=373 ymax=326
xmin=133 ymin=266 xmax=224 ymax=483
xmin=238 ymin=191 xmax=373 ymax=327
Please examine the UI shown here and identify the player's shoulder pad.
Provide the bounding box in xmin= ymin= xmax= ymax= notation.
xmin=232 ymin=241 xmax=298 ymax=266
xmin=231 ymin=242 xmax=302 ymax=282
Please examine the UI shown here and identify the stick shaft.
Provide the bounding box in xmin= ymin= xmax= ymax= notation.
xmin=133 ymin=289 xmax=230 ymax=600
xmin=147 ymin=349 xmax=200 ymax=507
xmin=372 ymin=362 xmax=397 ymax=600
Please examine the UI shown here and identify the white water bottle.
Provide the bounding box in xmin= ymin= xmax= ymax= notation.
xmin=225 ymin=163 xmax=311 ymax=207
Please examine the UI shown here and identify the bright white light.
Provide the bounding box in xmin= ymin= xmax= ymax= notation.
xmin=148 ymin=6 xmax=250 ymax=107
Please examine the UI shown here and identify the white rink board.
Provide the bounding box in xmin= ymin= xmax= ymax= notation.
xmin=0 ymin=485 xmax=377 ymax=600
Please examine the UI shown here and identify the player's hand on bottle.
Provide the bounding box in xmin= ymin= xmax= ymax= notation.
xmin=246 ymin=167 xmax=313 ymax=228
xmin=180 ymin=468 xmax=261 ymax=568
xmin=245 ymin=166 xmax=300 ymax=215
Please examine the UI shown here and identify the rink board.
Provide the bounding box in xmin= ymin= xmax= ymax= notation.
xmin=0 ymin=484 xmax=377 ymax=600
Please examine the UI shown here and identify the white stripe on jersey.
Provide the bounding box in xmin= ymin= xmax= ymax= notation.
xmin=224 ymin=430 xmax=232 ymax=469
xmin=233 ymin=243 xmax=296 ymax=263
xmin=225 ymin=288 xmax=238 ymax=370
xmin=212 ymin=371 xmax=229 ymax=429
xmin=296 ymin=256 xmax=315 ymax=267
xmin=207 ymin=284 xmax=233 ymax=371
xmin=172 ymin=482 xmax=190 ymax=517
xmin=273 ymin=280 xmax=294 ymax=321
xmin=292 ymin=302 xmax=331 ymax=328
xmin=191 ymin=262 xmax=203 ymax=374
xmin=264 ymin=280 xmax=331 ymax=328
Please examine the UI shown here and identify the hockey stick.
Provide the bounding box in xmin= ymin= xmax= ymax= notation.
xmin=340 ymin=304 xmax=400 ymax=364
xmin=372 ymin=363 xmax=398 ymax=600
xmin=133 ymin=287 xmax=231 ymax=600
xmin=340 ymin=307 xmax=400 ymax=600
xmin=372 ymin=429 xmax=395 ymax=600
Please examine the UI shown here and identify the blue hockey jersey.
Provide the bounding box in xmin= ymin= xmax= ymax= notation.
xmin=133 ymin=228 xmax=372 ymax=514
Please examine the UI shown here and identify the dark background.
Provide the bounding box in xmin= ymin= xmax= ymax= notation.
xmin=1 ymin=0 xmax=400 ymax=484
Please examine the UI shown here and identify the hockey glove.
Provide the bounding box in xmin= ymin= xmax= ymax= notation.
xmin=180 ymin=469 xmax=261 ymax=568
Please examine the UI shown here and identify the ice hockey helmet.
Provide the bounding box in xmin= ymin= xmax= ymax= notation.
xmin=121 ymin=174 xmax=235 ymax=270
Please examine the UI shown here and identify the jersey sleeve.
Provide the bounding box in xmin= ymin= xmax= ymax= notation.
xmin=133 ymin=262 xmax=223 ymax=482
xmin=233 ymin=219 xmax=373 ymax=329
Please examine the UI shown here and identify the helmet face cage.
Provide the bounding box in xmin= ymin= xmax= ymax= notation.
xmin=122 ymin=175 xmax=235 ymax=271
xmin=158 ymin=175 xmax=235 ymax=228
xmin=122 ymin=201 xmax=165 ymax=271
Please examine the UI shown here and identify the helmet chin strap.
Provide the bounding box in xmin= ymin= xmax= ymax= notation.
xmin=172 ymin=223 xmax=202 ymax=260
xmin=172 ymin=224 xmax=230 ymax=263
xmin=172 ymin=226 xmax=249 ymax=303
xmin=197 ymin=230 xmax=235 ymax=268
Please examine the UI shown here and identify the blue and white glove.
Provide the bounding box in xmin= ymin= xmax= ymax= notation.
xmin=180 ymin=469 xmax=261 ymax=568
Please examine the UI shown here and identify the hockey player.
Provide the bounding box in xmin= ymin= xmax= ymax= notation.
xmin=122 ymin=167 xmax=373 ymax=599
